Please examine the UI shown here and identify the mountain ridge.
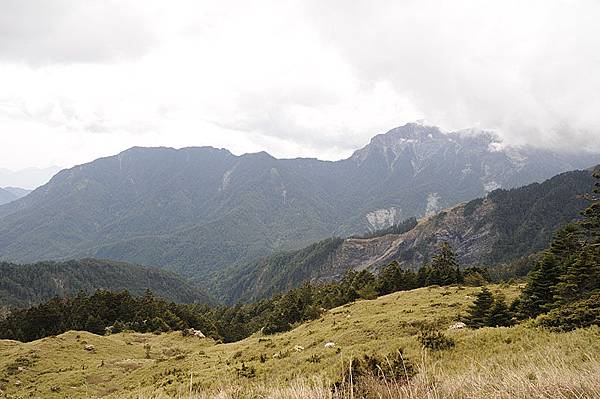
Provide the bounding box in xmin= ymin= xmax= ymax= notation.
xmin=214 ymin=168 xmax=595 ymax=303
xmin=1 ymin=124 xmax=599 ymax=289
xmin=0 ymin=258 xmax=214 ymax=308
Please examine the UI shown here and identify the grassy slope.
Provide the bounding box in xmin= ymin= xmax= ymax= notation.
xmin=1 ymin=284 xmax=599 ymax=398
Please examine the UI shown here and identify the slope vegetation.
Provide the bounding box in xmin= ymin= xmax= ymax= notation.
xmin=1 ymin=124 xmax=598 ymax=282
xmin=0 ymin=259 xmax=213 ymax=308
xmin=0 ymin=285 xmax=598 ymax=399
xmin=218 ymin=169 xmax=594 ymax=303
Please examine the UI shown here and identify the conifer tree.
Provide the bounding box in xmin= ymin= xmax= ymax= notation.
xmin=428 ymin=242 xmax=461 ymax=286
xmin=551 ymin=169 xmax=600 ymax=305
xmin=465 ymin=287 xmax=494 ymax=328
xmin=377 ymin=262 xmax=417 ymax=294
xmin=486 ymin=294 xmax=513 ymax=327
xmin=515 ymin=252 xmax=561 ymax=318
xmin=554 ymin=246 xmax=600 ymax=303
xmin=549 ymin=223 xmax=582 ymax=265
xmin=579 ymin=170 xmax=600 ymax=244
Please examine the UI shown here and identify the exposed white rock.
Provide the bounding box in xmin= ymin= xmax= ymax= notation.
xmin=449 ymin=322 xmax=466 ymax=330
xmin=483 ymin=180 xmax=501 ymax=193
xmin=220 ymin=169 xmax=233 ymax=191
xmin=366 ymin=207 xmax=398 ymax=230
xmin=324 ymin=342 xmax=336 ymax=348
xmin=191 ymin=329 xmax=205 ymax=338
xmin=425 ymin=193 xmax=441 ymax=217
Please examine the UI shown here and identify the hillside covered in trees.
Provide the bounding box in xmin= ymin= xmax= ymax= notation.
xmin=212 ymin=169 xmax=595 ymax=303
xmin=0 ymin=259 xmax=213 ymax=308
xmin=0 ymin=170 xmax=598 ymax=398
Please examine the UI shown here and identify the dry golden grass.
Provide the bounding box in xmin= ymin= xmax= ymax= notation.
xmin=1 ymin=284 xmax=599 ymax=398
xmin=141 ymin=349 xmax=600 ymax=399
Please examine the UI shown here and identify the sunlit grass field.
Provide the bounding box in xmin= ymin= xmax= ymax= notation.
xmin=1 ymin=284 xmax=599 ymax=398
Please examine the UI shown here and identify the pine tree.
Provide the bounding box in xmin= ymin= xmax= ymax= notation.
xmin=515 ymin=252 xmax=561 ymax=319
xmin=377 ymin=262 xmax=418 ymax=294
xmin=549 ymin=223 xmax=582 ymax=265
xmin=551 ymin=169 xmax=600 ymax=305
xmin=579 ymin=170 xmax=600 ymax=244
xmin=417 ymin=264 xmax=430 ymax=287
xmin=554 ymin=245 xmax=600 ymax=303
xmin=428 ymin=242 xmax=461 ymax=286
xmin=486 ymin=294 xmax=513 ymax=327
xmin=465 ymin=287 xmax=494 ymax=328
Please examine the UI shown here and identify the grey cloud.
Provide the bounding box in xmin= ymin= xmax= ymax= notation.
xmin=304 ymin=0 xmax=600 ymax=151
xmin=0 ymin=0 xmax=158 ymax=65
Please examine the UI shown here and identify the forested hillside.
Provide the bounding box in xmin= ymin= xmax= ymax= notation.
xmin=0 ymin=169 xmax=597 ymax=398
xmin=215 ymin=169 xmax=595 ymax=303
xmin=0 ymin=259 xmax=213 ymax=308
xmin=0 ymin=188 xmax=15 ymax=206
xmin=1 ymin=124 xmax=598 ymax=282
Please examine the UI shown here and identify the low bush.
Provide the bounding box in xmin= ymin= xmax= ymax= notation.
xmin=418 ymin=329 xmax=455 ymax=351
xmin=537 ymin=292 xmax=600 ymax=331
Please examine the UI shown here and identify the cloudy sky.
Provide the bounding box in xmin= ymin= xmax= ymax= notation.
xmin=1 ymin=0 xmax=599 ymax=172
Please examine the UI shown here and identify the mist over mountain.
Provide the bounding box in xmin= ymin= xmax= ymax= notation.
xmin=0 ymin=187 xmax=31 ymax=206
xmin=0 ymin=124 xmax=598 ymax=282
xmin=0 ymin=188 xmax=15 ymax=206
xmin=0 ymin=166 xmax=61 ymax=190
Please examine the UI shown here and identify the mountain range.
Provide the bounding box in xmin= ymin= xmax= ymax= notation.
xmin=0 ymin=166 xmax=61 ymax=190
xmin=0 ymin=123 xmax=599 ymax=295
xmin=215 ymin=169 xmax=594 ymax=303
xmin=0 ymin=187 xmax=31 ymax=206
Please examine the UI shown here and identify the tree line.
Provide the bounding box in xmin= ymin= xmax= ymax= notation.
xmin=2 ymin=169 xmax=598 ymax=342
xmin=0 ymin=241 xmax=486 ymax=343
xmin=465 ymin=169 xmax=600 ymax=330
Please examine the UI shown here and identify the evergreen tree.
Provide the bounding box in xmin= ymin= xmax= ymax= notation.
xmin=515 ymin=252 xmax=561 ymax=319
xmin=417 ymin=264 xmax=430 ymax=287
xmin=486 ymin=294 xmax=513 ymax=327
xmin=465 ymin=287 xmax=494 ymax=328
xmin=377 ymin=262 xmax=417 ymax=294
xmin=549 ymin=223 xmax=582 ymax=264
xmin=427 ymin=242 xmax=461 ymax=286
xmin=554 ymin=245 xmax=600 ymax=304
xmin=579 ymin=170 xmax=600 ymax=244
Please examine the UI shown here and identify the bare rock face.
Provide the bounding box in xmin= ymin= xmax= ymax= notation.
xmin=329 ymin=197 xmax=497 ymax=274
xmin=366 ymin=207 xmax=400 ymax=231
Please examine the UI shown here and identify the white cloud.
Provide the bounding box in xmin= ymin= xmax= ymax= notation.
xmin=0 ymin=0 xmax=599 ymax=170
xmin=304 ymin=0 xmax=600 ymax=148
xmin=0 ymin=0 xmax=158 ymax=64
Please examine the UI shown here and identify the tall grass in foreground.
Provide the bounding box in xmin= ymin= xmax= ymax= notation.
xmin=139 ymin=349 xmax=600 ymax=399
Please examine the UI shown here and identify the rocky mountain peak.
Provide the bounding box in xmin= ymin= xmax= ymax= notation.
xmin=350 ymin=123 xmax=444 ymax=165
xmin=367 ymin=123 xmax=444 ymax=147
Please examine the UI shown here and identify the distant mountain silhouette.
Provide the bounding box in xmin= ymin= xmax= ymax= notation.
xmin=0 ymin=124 xmax=598 ymax=289
xmin=0 ymin=166 xmax=61 ymax=189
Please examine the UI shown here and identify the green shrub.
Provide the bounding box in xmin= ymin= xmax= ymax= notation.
xmin=339 ymin=350 xmax=415 ymax=386
xmin=418 ymin=329 xmax=455 ymax=351
xmin=236 ymin=363 xmax=256 ymax=378
xmin=537 ymin=292 xmax=600 ymax=331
